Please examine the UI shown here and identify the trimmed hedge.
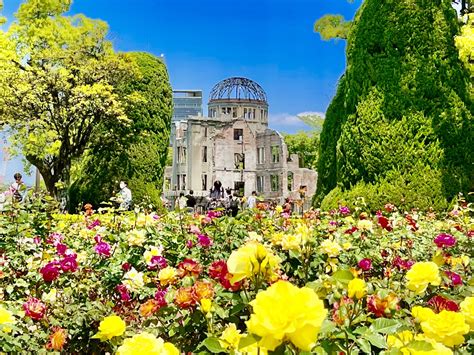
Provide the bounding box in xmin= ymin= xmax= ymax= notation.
xmin=315 ymin=0 xmax=473 ymax=211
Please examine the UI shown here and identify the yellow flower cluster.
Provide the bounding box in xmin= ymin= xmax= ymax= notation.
xmin=357 ymin=219 xmax=373 ymax=232
xmin=92 ymin=315 xmax=126 ymax=341
xmin=348 ymin=278 xmax=367 ymax=299
xmin=460 ymin=296 xmax=474 ymax=330
xmin=405 ymin=262 xmax=440 ymax=295
xmin=0 ymin=305 xmax=14 ymax=333
xmin=123 ymin=268 xmax=145 ymax=291
xmin=387 ymin=330 xmax=452 ymax=355
xmin=219 ymin=323 xmax=268 ymax=354
xmin=320 ymin=239 xmax=342 ymax=257
xmin=127 ymin=229 xmax=146 ymax=246
xmin=117 ymin=332 xmax=179 ymax=355
xmin=420 ymin=310 xmax=469 ymax=347
xmin=158 ymin=266 xmax=177 ymax=286
xmin=226 ymin=241 xmax=280 ymax=283
xmin=246 ymin=281 xmax=327 ymax=351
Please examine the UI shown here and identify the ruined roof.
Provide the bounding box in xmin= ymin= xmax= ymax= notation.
xmin=209 ymin=77 xmax=267 ymax=103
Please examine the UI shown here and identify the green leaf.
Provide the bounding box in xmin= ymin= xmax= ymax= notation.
xmin=356 ymin=338 xmax=371 ymax=354
xmin=405 ymin=340 xmax=434 ymax=351
xmin=370 ymin=319 xmax=401 ymax=334
xmin=332 ymin=269 xmax=354 ymax=283
xmin=201 ymin=337 xmax=225 ymax=353
xmin=238 ymin=334 xmax=259 ymax=350
xmin=363 ymin=332 xmax=387 ymax=349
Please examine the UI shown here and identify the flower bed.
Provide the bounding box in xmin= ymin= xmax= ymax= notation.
xmin=0 ymin=201 xmax=473 ymax=354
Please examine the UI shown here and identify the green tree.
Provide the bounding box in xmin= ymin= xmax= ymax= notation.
xmin=69 ymin=52 xmax=173 ymax=210
xmin=455 ymin=14 xmax=474 ymax=98
xmin=283 ymin=131 xmax=319 ymax=170
xmin=314 ymin=1 xmax=472 ymax=41
xmin=315 ymin=0 xmax=473 ymax=210
xmin=0 ymin=0 xmax=135 ymax=208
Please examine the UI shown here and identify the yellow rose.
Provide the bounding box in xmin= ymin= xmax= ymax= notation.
xmin=357 ymin=219 xmax=373 ymax=232
xmin=0 ymin=305 xmax=14 ymax=333
xmin=420 ymin=310 xmax=469 ymax=347
xmin=388 ymin=331 xmax=452 ymax=355
xmin=219 ymin=323 xmax=242 ymax=350
xmin=227 ymin=242 xmax=280 ymax=284
xmin=246 ymin=281 xmax=327 ymax=351
xmin=271 ymin=232 xmax=284 ymax=246
xmin=320 ymin=239 xmax=342 ymax=257
xmin=158 ymin=267 xmax=177 ymax=286
xmin=281 ymin=234 xmax=302 ymax=251
xmin=127 ymin=229 xmax=146 ymax=246
xmin=117 ymin=332 xmax=179 ymax=355
xmin=406 ymin=262 xmax=441 ymax=295
xmin=460 ymin=296 xmax=474 ymax=330
xmin=200 ymin=298 xmax=212 ymax=314
xmin=412 ymin=306 xmax=435 ymax=323
xmin=123 ymin=268 xmax=145 ymax=292
xmin=347 ymin=278 xmax=367 ymax=299
xmin=92 ymin=315 xmax=126 ymax=341
xmin=387 ymin=330 xmax=414 ymax=348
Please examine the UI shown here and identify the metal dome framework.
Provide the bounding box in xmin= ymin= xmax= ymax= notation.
xmin=209 ymin=77 xmax=267 ymax=103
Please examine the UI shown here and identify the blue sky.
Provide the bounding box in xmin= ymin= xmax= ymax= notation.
xmin=1 ymin=0 xmax=362 ymax=183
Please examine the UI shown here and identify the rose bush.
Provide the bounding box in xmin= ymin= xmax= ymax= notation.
xmin=0 ymin=197 xmax=473 ymax=353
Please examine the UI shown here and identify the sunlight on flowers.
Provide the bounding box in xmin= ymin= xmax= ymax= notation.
xmin=246 ymin=281 xmax=327 ymax=351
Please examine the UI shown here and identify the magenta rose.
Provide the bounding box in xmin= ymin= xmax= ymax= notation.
xmin=60 ymin=255 xmax=78 ymax=273
xmin=56 ymin=243 xmax=68 ymax=256
xmin=40 ymin=262 xmax=60 ymax=282
xmin=149 ymin=256 xmax=167 ymax=270
xmin=23 ymin=297 xmax=46 ymax=320
xmin=197 ymin=234 xmax=213 ymax=248
xmin=445 ymin=271 xmax=463 ymax=286
xmin=94 ymin=241 xmax=111 ymax=258
xmin=434 ymin=233 xmax=456 ymax=248
xmin=358 ymin=258 xmax=372 ymax=271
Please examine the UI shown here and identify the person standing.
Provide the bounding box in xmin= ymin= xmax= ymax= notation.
xmin=185 ymin=190 xmax=197 ymax=212
xmin=119 ymin=181 xmax=132 ymax=210
xmin=9 ymin=173 xmax=27 ymax=203
xmin=175 ymin=192 xmax=187 ymax=211
xmin=247 ymin=191 xmax=257 ymax=209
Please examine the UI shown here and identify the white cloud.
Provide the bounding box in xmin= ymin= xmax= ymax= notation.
xmin=297 ymin=111 xmax=326 ymax=119
xmin=268 ymin=111 xmax=326 ymax=133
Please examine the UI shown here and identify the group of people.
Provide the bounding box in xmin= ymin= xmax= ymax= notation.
xmin=174 ymin=180 xmax=259 ymax=217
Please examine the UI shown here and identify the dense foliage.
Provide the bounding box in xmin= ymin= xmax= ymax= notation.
xmin=283 ymin=131 xmax=319 ymax=170
xmin=69 ymin=52 xmax=173 ymax=211
xmin=0 ymin=0 xmax=137 ymax=209
xmin=315 ymin=0 xmax=473 ymax=210
xmin=0 ymin=197 xmax=473 ymax=354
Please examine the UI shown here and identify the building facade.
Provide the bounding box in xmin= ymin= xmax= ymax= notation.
xmin=165 ymin=77 xmax=317 ymax=205
xmin=172 ymin=90 xmax=203 ymax=122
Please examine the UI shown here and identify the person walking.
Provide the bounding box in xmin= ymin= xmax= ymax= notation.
xmin=247 ymin=191 xmax=257 ymax=209
xmin=119 ymin=181 xmax=132 ymax=210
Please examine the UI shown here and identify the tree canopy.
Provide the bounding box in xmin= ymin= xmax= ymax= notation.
xmin=315 ymin=0 xmax=473 ymax=211
xmin=0 ymin=0 xmax=139 ymax=208
xmin=69 ymin=52 xmax=173 ymax=211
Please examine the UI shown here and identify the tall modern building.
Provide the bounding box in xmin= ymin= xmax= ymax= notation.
xmin=172 ymin=90 xmax=203 ymax=121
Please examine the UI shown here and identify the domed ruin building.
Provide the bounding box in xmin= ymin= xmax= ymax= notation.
xmin=165 ymin=77 xmax=317 ymax=208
